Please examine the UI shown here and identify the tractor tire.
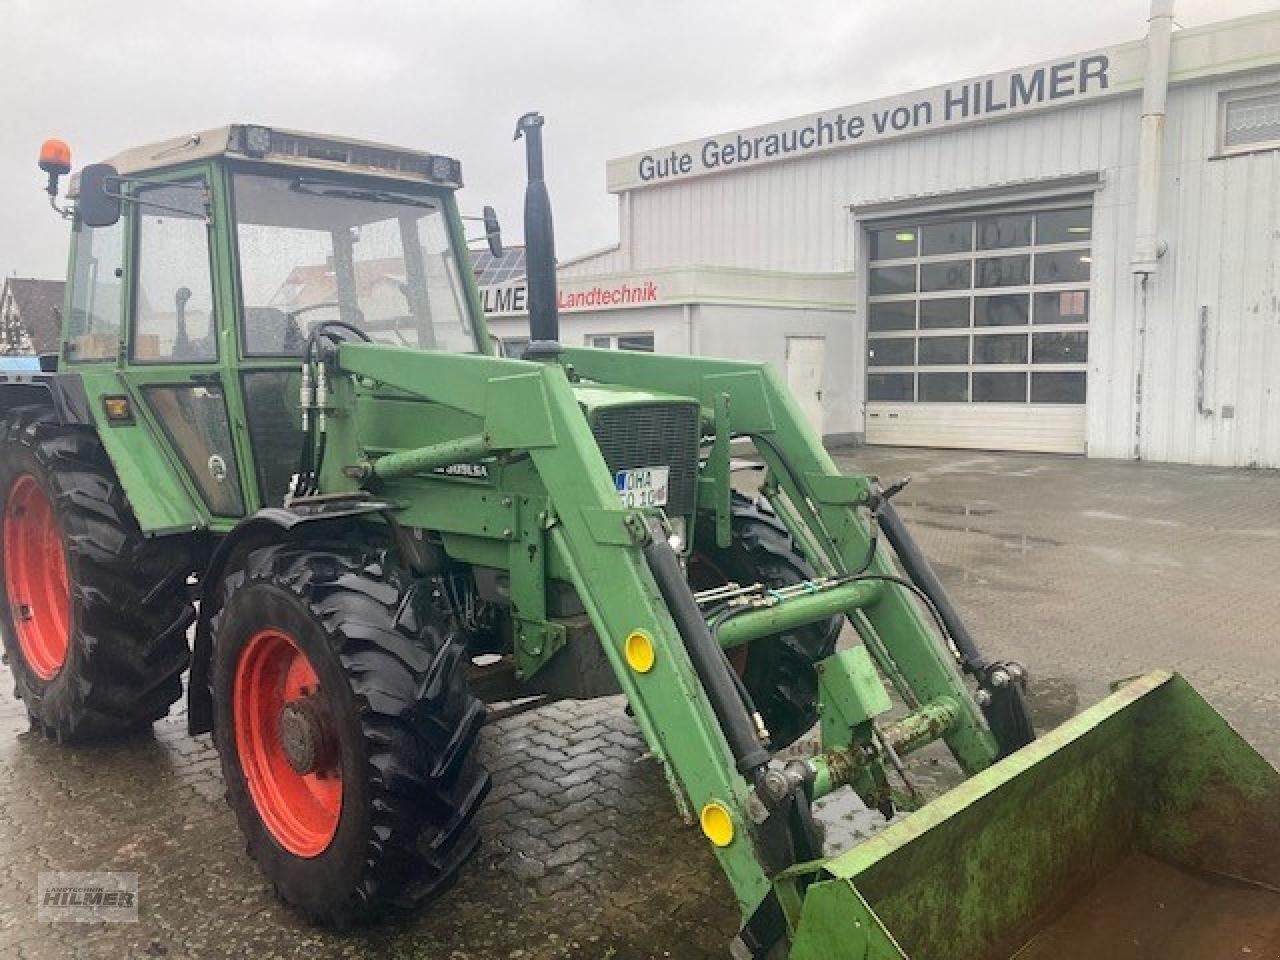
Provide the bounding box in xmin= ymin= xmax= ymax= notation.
xmin=0 ymin=406 xmax=194 ymax=741
xmin=692 ymin=492 xmax=841 ymax=750
xmin=210 ymin=543 xmax=490 ymax=927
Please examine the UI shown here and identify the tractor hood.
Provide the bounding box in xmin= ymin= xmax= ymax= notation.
xmin=570 ymin=380 xmax=703 ymax=420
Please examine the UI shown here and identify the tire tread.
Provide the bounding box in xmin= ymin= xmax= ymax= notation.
xmin=212 ymin=544 xmax=489 ymax=927
xmin=0 ymin=407 xmax=193 ymax=740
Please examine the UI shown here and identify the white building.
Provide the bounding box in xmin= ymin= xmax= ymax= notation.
xmin=484 ymin=5 xmax=1280 ymax=468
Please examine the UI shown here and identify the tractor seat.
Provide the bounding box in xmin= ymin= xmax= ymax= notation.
xmin=245 ymin=307 xmax=306 ymax=356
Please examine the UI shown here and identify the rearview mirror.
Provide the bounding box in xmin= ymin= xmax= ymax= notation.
xmin=483 ymin=205 xmax=502 ymax=258
xmin=78 ymin=163 xmax=121 ymax=228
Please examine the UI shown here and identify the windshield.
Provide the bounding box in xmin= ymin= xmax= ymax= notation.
xmin=232 ymin=172 xmax=477 ymax=355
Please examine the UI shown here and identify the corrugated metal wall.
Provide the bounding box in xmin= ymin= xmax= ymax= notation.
xmin=623 ymin=97 xmax=1139 ymax=273
xmin=559 ymin=245 xmax=630 ymax=277
xmin=1138 ymin=68 xmax=1280 ymax=467
xmin=606 ymin=67 xmax=1280 ymax=467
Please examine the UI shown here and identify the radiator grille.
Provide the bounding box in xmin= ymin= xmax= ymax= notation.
xmin=590 ymin=403 xmax=701 ymax=516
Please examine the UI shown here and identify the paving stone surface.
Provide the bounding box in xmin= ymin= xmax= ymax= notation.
xmin=1 ymin=446 xmax=1277 ymax=958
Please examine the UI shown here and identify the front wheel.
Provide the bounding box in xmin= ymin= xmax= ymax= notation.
xmin=211 ymin=544 xmax=489 ymax=926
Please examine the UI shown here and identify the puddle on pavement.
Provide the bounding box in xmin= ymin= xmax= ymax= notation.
xmin=911 ymin=517 xmax=1064 ymax=551
xmin=1084 ymin=543 xmax=1185 ymax=571
xmin=912 ymin=501 xmax=997 ymax=518
xmin=1012 ymin=852 xmax=1280 ymax=960
xmin=1080 ymin=508 xmax=1185 ymax=530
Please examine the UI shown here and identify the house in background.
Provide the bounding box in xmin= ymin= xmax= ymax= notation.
xmin=0 ymin=278 xmax=64 ymax=356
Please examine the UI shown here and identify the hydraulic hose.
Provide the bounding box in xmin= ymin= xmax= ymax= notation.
xmin=877 ymin=502 xmax=987 ymax=672
xmin=294 ymin=321 xmax=372 ymax=498
xmin=642 ymin=519 xmax=771 ymax=776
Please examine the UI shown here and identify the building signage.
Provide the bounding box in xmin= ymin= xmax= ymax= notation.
xmin=480 ymin=282 xmax=527 ymax=316
xmin=481 ymin=279 xmax=660 ymax=316
xmin=608 ymin=41 xmax=1145 ymax=192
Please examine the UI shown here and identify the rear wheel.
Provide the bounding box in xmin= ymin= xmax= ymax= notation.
xmin=692 ymin=492 xmax=841 ymax=750
xmin=211 ymin=544 xmax=489 ymax=926
xmin=0 ymin=407 xmax=194 ymax=740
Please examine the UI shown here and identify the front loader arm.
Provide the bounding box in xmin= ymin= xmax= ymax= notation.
xmin=331 ymin=343 xmax=777 ymax=915
xmin=560 ymin=347 xmax=1001 ymax=775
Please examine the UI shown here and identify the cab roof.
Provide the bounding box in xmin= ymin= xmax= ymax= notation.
xmin=100 ymin=124 xmax=462 ymax=188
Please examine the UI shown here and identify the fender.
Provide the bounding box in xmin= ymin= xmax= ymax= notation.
xmin=3 ymin=368 xmax=206 ymax=536
xmin=186 ymin=499 xmax=397 ymax=735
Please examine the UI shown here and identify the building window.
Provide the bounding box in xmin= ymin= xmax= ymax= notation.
xmin=1221 ymin=86 xmax=1280 ymax=156
xmin=586 ymin=332 xmax=655 ymax=352
xmin=865 ymin=204 xmax=1090 ymax=406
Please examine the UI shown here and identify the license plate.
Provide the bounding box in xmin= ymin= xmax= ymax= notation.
xmin=615 ymin=466 xmax=670 ymax=508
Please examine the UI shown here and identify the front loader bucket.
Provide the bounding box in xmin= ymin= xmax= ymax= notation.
xmin=789 ymin=671 xmax=1280 ymax=959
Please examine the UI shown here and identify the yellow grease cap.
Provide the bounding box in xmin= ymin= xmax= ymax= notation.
xmin=624 ymin=630 xmax=655 ymax=673
xmin=700 ymin=801 xmax=735 ymax=847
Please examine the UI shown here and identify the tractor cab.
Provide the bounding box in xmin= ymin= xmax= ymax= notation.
xmin=48 ymin=125 xmax=495 ymax=525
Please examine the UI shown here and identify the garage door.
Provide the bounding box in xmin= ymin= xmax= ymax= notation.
xmin=864 ymin=205 xmax=1091 ymax=453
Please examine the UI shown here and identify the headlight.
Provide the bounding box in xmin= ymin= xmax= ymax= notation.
xmin=666 ymin=516 xmax=687 ymax=553
xmin=243 ymin=125 xmax=273 ymax=159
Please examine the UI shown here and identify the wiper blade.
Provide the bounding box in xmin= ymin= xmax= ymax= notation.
xmin=291 ymin=178 xmax=435 ymax=208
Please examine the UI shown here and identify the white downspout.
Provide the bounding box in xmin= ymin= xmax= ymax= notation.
xmin=620 ymin=191 xmax=634 ymax=271
xmin=1133 ymin=0 xmax=1174 ymax=274
xmin=1131 ymin=0 xmax=1175 ymax=458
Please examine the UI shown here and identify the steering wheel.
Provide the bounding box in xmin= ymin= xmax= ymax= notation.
xmin=284 ymin=301 xmax=366 ymax=329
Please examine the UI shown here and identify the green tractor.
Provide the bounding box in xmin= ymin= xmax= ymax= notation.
xmin=2 ymin=119 xmax=1277 ymax=958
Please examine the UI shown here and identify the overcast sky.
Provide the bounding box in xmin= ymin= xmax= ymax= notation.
xmin=2 ymin=0 xmax=1275 ymax=281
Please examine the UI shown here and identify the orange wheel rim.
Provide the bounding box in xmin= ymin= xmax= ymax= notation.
xmin=233 ymin=628 xmax=342 ymax=857
xmin=3 ymin=474 xmax=70 ymax=679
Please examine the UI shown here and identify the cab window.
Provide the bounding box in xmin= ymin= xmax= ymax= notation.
xmin=66 ymin=219 xmax=124 ymax=361
xmin=131 ymin=180 xmax=217 ymax=363
xmin=233 ymin=173 xmax=476 ymax=356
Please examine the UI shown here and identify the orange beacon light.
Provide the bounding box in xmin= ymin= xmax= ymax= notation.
xmin=38 ymin=138 xmax=72 ymax=197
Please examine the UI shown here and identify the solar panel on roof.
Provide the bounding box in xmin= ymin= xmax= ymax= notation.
xmin=472 ymin=247 xmax=526 ymax=287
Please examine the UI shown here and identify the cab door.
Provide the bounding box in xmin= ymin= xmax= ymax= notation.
xmin=119 ymin=167 xmax=250 ymax=527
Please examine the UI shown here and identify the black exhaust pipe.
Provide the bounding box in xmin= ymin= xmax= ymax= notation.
xmin=514 ymin=112 xmax=561 ymax=358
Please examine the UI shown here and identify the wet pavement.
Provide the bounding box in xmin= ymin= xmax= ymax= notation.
xmin=2 ymin=446 xmax=1278 ymax=959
